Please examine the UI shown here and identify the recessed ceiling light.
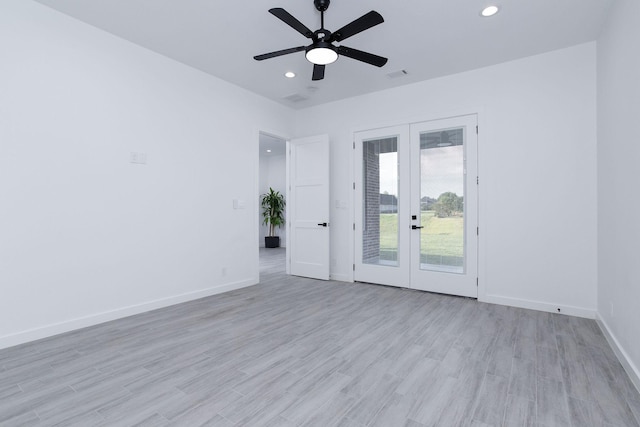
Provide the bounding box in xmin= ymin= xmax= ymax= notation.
xmin=284 ymin=71 xmax=296 ymax=78
xmin=481 ymin=5 xmax=499 ymax=17
xmin=266 ymin=149 xmax=272 ymax=153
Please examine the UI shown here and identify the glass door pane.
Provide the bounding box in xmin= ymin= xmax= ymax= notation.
xmin=419 ymin=128 xmax=465 ymax=273
xmin=362 ymin=137 xmax=399 ymax=266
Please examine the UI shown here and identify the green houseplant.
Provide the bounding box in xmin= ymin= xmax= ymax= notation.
xmin=261 ymin=187 xmax=286 ymax=248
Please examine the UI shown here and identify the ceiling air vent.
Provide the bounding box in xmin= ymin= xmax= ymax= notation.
xmin=386 ymin=70 xmax=408 ymax=79
xmin=282 ymin=93 xmax=309 ymax=103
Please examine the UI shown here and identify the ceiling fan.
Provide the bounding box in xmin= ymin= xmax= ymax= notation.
xmin=253 ymin=0 xmax=388 ymax=81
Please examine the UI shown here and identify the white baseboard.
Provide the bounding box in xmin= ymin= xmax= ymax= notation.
xmin=480 ymin=294 xmax=596 ymax=319
xmin=330 ymin=273 xmax=353 ymax=283
xmin=0 ymin=278 xmax=257 ymax=351
xmin=596 ymin=314 xmax=640 ymax=395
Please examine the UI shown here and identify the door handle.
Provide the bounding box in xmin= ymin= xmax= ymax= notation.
xmin=411 ymin=225 xmax=423 ymax=230
xmin=318 ymin=222 xmax=328 ymax=227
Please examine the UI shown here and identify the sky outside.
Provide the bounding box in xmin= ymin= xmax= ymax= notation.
xmin=379 ymin=145 xmax=464 ymax=199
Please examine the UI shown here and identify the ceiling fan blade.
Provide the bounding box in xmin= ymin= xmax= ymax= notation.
xmin=312 ymin=64 xmax=325 ymax=81
xmin=338 ymin=46 xmax=388 ymax=67
xmin=254 ymin=46 xmax=306 ymax=61
xmin=269 ymin=8 xmax=314 ymax=39
xmin=330 ymin=11 xmax=384 ymax=42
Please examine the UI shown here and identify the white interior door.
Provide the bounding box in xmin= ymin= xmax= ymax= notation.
xmin=354 ymin=115 xmax=478 ymax=298
xmin=288 ymin=135 xmax=330 ymax=280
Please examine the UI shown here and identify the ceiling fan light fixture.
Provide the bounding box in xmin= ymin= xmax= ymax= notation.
xmin=481 ymin=5 xmax=500 ymax=17
xmin=305 ymin=43 xmax=338 ymax=65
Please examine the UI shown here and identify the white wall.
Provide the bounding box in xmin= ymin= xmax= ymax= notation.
xmin=0 ymin=0 xmax=292 ymax=348
xmin=597 ymin=0 xmax=640 ymax=389
xmin=0 ymin=0 xmax=604 ymax=351
xmin=294 ymin=43 xmax=598 ymax=316
xmin=259 ymin=154 xmax=287 ymax=247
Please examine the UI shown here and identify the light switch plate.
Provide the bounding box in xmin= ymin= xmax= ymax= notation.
xmin=130 ymin=152 xmax=147 ymax=164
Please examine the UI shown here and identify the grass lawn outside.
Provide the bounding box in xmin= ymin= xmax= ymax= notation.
xmin=378 ymin=211 xmax=464 ymax=265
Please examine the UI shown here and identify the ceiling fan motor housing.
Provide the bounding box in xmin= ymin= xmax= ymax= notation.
xmin=314 ymin=0 xmax=330 ymax=12
xmin=306 ymin=40 xmax=335 ymax=54
xmin=254 ymin=1 xmax=387 ymax=80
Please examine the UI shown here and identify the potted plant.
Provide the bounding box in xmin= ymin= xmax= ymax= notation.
xmin=261 ymin=187 xmax=286 ymax=248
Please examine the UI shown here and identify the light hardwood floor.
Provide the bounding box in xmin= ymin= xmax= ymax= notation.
xmin=1 ymin=247 xmax=639 ymax=426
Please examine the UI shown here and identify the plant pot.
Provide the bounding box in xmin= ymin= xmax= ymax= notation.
xmin=265 ymin=236 xmax=280 ymax=248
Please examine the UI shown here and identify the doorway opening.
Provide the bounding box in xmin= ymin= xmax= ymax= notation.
xmin=259 ymin=132 xmax=287 ymax=277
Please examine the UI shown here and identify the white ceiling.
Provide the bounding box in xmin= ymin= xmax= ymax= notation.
xmin=33 ymin=0 xmax=613 ymax=109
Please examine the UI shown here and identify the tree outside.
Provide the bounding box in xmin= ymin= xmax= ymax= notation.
xmin=433 ymin=192 xmax=463 ymax=218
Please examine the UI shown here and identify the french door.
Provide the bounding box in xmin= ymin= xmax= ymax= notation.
xmin=354 ymin=115 xmax=478 ymax=298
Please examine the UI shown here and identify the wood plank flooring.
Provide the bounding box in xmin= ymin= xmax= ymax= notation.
xmin=0 ymin=247 xmax=638 ymax=426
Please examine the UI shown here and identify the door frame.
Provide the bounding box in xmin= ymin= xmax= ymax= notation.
xmin=351 ymin=110 xmax=483 ymax=298
xmin=257 ymin=131 xmax=332 ymax=281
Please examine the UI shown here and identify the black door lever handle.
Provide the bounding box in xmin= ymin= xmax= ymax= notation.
xmin=411 ymin=225 xmax=423 ymax=230
xmin=318 ymin=222 xmax=328 ymax=227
